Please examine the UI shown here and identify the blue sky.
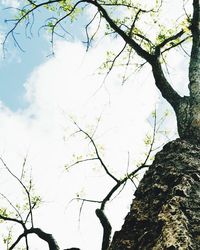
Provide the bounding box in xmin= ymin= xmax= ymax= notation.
xmin=0 ymin=1 xmax=87 ymax=110
xmin=0 ymin=3 xmax=48 ymax=110
xmin=0 ymin=0 xmax=190 ymax=112
xmin=0 ymin=1 xmax=189 ymax=249
xmin=0 ymin=3 xmax=160 ymax=249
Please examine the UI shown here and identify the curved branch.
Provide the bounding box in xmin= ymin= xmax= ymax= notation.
xmin=128 ymin=9 xmax=142 ymax=37
xmin=0 ymin=157 xmax=34 ymax=227
xmin=151 ymin=59 xmax=182 ymax=109
xmin=94 ymin=163 xmax=148 ymax=249
xmin=96 ymin=209 xmax=112 ymax=250
xmin=31 ymin=228 xmax=60 ymax=250
xmin=66 ymin=157 xmax=98 ymax=170
xmin=86 ymin=0 xmax=153 ymax=63
xmin=72 ymin=121 xmax=119 ymax=183
xmin=162 ymin=35 xmax=192 ymax=54
xmin=86 ymin=0 xmax=183 ymax=110
xmin=100 ymin=164 xmax=148 ymax=211
xmin=85 ymin=11 xmax=101 ymax=50
xmin=72 ymin=114 xmax=157 ymax=249
xmin=3 ymin=0 xmax=63 ymax=49
xmin=132 ymin=33 xmax=154 ymax=47
xmin=103 ymin=42 xmax=127 ymax=83
xmin=0 ymin=193 xmax=23 ymax=221
xmin=100 ymin=111 xmax=157 ymax=210
xmin=0 ymin=214 xmax=24 ymax=227
xmin=9 ymin=228 xmax=60 ymax=250
xmin=50 ymin=0 xmax=84 ymax=50
xmin=9 ymin=233 xmax=25 ymax=250
xmin=156 ymin=29 xmax=186 ymax=50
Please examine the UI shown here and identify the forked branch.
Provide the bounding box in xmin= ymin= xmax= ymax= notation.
xmin=72 ymin=120 xmax=119 ymax=183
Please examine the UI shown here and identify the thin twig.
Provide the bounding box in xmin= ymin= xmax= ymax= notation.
xmin=85 ymin=11 xmax=100 ymax=50
xmin=72 ymin=120 xmax=119 ymax=183
xmin=0 ymin=193 xmax=22 ymax=221
xmin=0 ymin=157 xmax=34 ymax=227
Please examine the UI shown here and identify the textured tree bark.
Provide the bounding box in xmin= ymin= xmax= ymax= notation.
xmin=109 ymin=139 xmax=200 ymax=249
xmin=151 ymin=0 xmax=200 ymax=144
xmin=187 ymin=0 xmax=200 ymax=143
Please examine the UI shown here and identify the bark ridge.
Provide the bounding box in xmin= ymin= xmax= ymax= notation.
xmin=110 ymin=139 xmax=200 ymax=250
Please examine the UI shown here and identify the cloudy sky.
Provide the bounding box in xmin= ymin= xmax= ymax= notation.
xmin=0 ymin=0 xmax=191 ymax=249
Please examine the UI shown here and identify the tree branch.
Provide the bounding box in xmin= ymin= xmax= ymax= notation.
xmin=72 ymin=121 xmax=119 ymax=183
xmin=50 ymin=0 xmax=84 ymax=51
xmin=102 ymin=42 xmax=127 ymax=83
xmin=85 ymin=0 xmax=183 ymax=110
xmin=128 ymin=9 xmax=142 ymax=37
xmin=86 ymin=0 xmax=153 ymax=63
xmin=69 ymin=112 xmax=157 ymax=250
xmin=3 ymin=0 xmax=63 ymax=49
xmin=85 ymin=11 xmax=101 ymax=51
xmin=0 ymin=214 xmax=24 ymax=227
xmin=96 ymin=209 xmax=111 ymax=250
xmin=156 ymin=29 xmax=186 ymax=50
xmin=151 ymin=59 xmax=182 ymax=109
xmin=0 ymin=157 xmax=34 ymax=227
xmin=0 ymin=193 xmax=23 ymax=221
xmin=162 ymin=36 xmax=192 ymax=54
xmin=9 ymin=228 xmax=60 ymax=250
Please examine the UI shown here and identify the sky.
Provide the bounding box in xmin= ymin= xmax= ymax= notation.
xmin=0 ymin=0 xmax=191 ymax=249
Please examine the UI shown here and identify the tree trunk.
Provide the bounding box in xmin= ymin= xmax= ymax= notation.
xmin=109 ymin=139 xmax=200 ymax=249
xmin=187 ymin=0 xmax=200 ymax=143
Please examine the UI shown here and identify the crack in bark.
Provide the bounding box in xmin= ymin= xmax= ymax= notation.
xmin=109 ymin=139 xmax=200 ymax=249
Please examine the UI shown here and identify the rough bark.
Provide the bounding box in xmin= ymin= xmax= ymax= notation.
xmin=188 ymin=0 xmax=200 ymax=143
xmin=109 ymin=139 xmax=200 ymax=249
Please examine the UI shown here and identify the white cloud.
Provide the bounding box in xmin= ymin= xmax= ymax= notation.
xmin=0 ymin=32 xmax=3 ymax=58
xmin=0 ymin=39 xmax=163 ymax=249
xmin=1 ymin=0 xmax=19 ymax=8
xmin=0 ymin=0 xmax=189 ymax=247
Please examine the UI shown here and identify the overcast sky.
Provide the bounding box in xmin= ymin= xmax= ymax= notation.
xmin=0 ymin=0 xmax=191 ymax=249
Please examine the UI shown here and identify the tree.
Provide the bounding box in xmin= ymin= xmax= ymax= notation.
xmin=1 ymin=0 xmax=200 ymax=249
